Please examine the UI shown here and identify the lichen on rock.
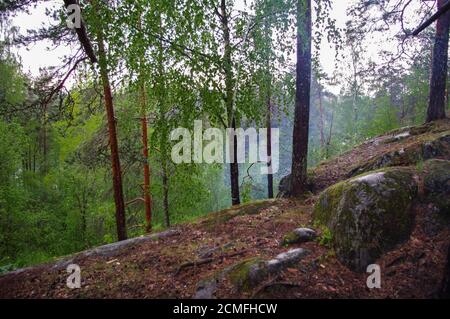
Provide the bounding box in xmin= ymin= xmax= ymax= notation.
xmin=313 ymin=167 xmax=418 ymax=272
xmin=226 ymin=249 xmax=308 ymax=291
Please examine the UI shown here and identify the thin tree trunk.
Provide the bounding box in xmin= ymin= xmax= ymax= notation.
xmin=318 ymin=87 xmax=325 ymax=150
xmin=427 ymin=0 xmax=450 ymax=122
xmin=326 ymin=104 xmax=335 ymax=158
xmin=139 ymin=80 xmax=152 ymax=233
xmin=351 ymin=46 xmax=358 ymax=124
xmin=220 ymin=0 xmax=240 ymax=205
xmin=97 ymin=26 xmax=127 ymax=241
xmin=28 ymin=146 xmax=31 ymax=172
xmin=266 ymin=96 xmax=273 ymax=198
xmin=229 ymin=118 xmax=240 ymax=205
xmin=66 ymin=0 xmax=126 ymax=241
xmin=290 ymin=0 xmax=311 ymax=197
xmin=155 ymin=14 xmax=171 ymax=228
xmin=33 ymin=148 xmax=36 ymax=173
xmin=42 ymin=111 xmax=47 ymax=174
xmin=162 ymin=159 xmax=170 ymax=228
xmin=137 ymin=15 xmax=152 ymax=233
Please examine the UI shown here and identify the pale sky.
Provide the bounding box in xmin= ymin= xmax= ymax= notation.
xmin=7 ymin=0 xmax=402 ymax=95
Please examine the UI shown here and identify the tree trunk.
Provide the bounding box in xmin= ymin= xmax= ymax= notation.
xmin=139 ymin=80 xmax=152 ymax=233
xmin=229 ymin=118 xmax=240 ymax=205
xmin=266 ymin=96 xmax=273 ymax=198
xmin=97 ymin=27 xmax=127 ymax=241
xmin=135 ymin=14 xmax=152 ymax=233
xmin=427 ymin=0 xmax=450 ymax=122
xmin=318 ymin=87 xmax=325 ymax=150
xmin=162 ymin=159 xmax=170 ymax=228
xmin=220 ymin=0 xmax=240 ymax=206
xmin=290 ymin=0 xmax=311 ymax=197
xmin=351 ymin=45 xmax=359 ymax=125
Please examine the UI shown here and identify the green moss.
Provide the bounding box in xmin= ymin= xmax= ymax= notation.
xmin=282 ymin=231 xmax=299 ymax=246
xmin=423 ymin=159 xmax=450 ymax=214
xmin=313 ymin=180 xmax=351 ymax=226
xmin=227 ymin=257 xmax=264 ymax=291
xmin=313 ymin=167 xmax=418 ymax=271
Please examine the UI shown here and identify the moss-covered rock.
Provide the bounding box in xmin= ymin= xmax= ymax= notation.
xmin=313 ymin=167 xmax=418 ymax=272
xmin=423 ymin=159 xmax=450 ymax=214
xmin=282 ymin=228 xmax=317 ymax=246
xmin=226 ymin=249 xmax=308 ymax=291
xmin=227 ymin=258 xmax=266 ymax=291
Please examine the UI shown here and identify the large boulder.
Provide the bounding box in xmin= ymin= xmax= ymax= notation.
xmin=313 ymin=167 xmax=418 ymax=272
xmin=423 ymin=159 xmax=450 ymax=214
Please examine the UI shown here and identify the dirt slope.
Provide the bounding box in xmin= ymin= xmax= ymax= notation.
xmin=0 ymin=119 xmax=449 ymax=299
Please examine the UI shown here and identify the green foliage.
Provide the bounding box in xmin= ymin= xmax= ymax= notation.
xmin=0 ymin=0 xmax=439 ymax=271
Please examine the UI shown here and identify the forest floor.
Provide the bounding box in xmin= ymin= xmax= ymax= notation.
xmin=0 ymin=119 xmax=449 ymax=299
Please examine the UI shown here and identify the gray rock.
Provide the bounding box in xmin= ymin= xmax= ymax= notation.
xmin=348 ymin=133 xmax=450 ymax=178
xmin=193 ymin=278 xmax=218 ymax=299
xmin=268 ymin=248 xmax=308 ymax=270
xmin=51 ymin=229 xmax=180 ymax=270
xmin=227 ymin=248 xmax=308 ymax=290
xmin=282 ymin=228 xmax=317 ymax=245
xmin=423 ymin=159 xmax=450 ymax=214
xmin=382 ymin=131 xmax=411 ymax=144
xmin=314 ymin=167 xmax=418 ymax=272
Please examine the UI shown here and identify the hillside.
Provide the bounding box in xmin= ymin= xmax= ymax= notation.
xmin=0 ymin=119 xmax=449 ymax=299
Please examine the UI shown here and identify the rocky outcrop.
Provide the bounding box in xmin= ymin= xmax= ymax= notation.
xmin=277 ymin=120 xmax=450 ymax=197
xmin=313 ymin=158 xmax=450 ymax=272
xmin=313 ymin=167 xmax=418 ymax=272
xmin=348 ymin=132 xmax=450 ymax=178
xmin=51 ymin=229 xmax=180 ymax=270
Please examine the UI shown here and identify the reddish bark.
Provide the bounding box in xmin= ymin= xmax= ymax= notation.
xmin=62 ymin=0 xmax=127 ymax=240
xmin=140 ymin=82 xmax=152 ymax=233
xmin=97 ymin=30 xmax=127 ymax=241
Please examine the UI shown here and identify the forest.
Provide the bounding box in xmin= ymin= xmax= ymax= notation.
xmin=0 ymin=0 xmax=449 ymax=300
